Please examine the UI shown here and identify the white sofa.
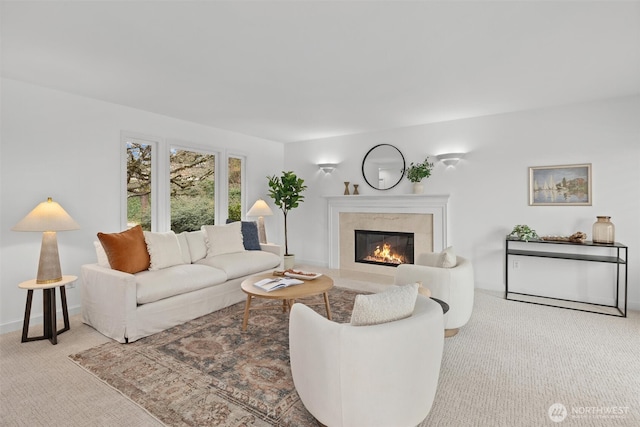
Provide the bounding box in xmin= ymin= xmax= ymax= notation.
xmin=81 ymin=228 xmax=282 ymax=343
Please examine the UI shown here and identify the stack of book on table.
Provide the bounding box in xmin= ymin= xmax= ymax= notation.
xmin=254 ymin=277 xmax=304 ymax=292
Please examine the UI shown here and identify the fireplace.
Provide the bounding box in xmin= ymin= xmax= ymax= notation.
xmin=326 ymin=194 xmax=448 ymax=275
xmin=354 ymin=230 xmax=414 ymax=267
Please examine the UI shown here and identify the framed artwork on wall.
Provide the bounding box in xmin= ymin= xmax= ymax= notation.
xmin=529 ymin=163 xmax=592 ymax=206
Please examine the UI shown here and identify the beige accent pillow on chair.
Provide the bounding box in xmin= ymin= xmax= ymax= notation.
xmin=438 ymin=246 xmax=457 ymax=268
xmin=350 ymin=283 xmax=419 ymax=326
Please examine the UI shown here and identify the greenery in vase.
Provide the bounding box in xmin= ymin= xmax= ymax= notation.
xmin=405 ymin=158 xmax=434 ymax=183
xmin=267 ymin=171 xmax=307 ymax=256
xmin=508 ymin=224 xmax=540 ymax=242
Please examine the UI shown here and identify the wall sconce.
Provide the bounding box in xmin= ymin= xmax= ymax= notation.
xmin=318 ymin=163 xmax=338 ymax=173
xmin=436 ymin=153 xmax=465 ymax=167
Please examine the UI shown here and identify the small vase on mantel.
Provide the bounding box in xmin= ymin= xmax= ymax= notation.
xmin=592 ymin=216 xmax=615 ymax=244
xmin=353 ymin=184 xmax=359 ymax=195
xmin=413 ymin=182 xmax=424 ymax=194
xmin=344 ymin=182 xmax=350 ymax=195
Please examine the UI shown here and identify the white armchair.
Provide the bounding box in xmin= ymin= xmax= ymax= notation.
xmin=289 ymin=295 xmax=444 ymax=427
xmin=395 ymin=253 xmax=474 ymax=336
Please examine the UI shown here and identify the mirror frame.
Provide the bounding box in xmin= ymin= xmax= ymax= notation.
xmin=361 ymin=144 xmax=406 ymax=190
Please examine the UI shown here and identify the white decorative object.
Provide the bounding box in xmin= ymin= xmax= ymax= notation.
xmin=413 ymin=182 xmax=424 ymax=194
xmin=284 ymin=254 xmax=295 ymax=270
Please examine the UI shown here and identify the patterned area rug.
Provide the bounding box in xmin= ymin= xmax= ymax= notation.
xmin=70 ymin=287 xmax=359 ymax=426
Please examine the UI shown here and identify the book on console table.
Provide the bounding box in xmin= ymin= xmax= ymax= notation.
xmin=254 ymin=277 xmax=304 ymax=292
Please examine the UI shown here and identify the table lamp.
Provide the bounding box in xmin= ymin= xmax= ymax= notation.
xmin=247 ymin=199 xmax=273 ymax=244
xmin=12 ymin=197 xmax=80 ymax=284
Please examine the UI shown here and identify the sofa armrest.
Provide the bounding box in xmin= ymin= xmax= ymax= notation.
xmin=260 ymin=243 xmax=283 ymax=257
xmin=80 ymin=264 xmax=138 ymax=343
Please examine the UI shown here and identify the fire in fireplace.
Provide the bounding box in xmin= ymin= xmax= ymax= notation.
xmin=354 ymin=230 xmax=414 ymax=267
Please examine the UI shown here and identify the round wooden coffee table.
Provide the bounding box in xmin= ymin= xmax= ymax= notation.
xmin=240 ymin=273 xmax=334 ymax=331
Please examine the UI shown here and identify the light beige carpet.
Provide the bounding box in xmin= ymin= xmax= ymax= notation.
xmin=1 ymin=273 xmax=639 ymax=426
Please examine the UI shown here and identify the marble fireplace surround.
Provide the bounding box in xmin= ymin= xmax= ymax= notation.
xmin=325 ymin=195 xmax=449 ymax=274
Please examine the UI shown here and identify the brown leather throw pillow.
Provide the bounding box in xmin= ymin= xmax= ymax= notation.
xmin=97 ymin=225 xmax=150 ymax=274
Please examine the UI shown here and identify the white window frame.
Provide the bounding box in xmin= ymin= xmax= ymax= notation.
xmin=121 ymin=132 xmax=162 ymax=231
xmin=122 ymin=133 xmax=241 ymax=231
xmin=227 ymin=151 xmax=247 ymax=220
xmin=168 ymin=142 xmax=222 ymax=227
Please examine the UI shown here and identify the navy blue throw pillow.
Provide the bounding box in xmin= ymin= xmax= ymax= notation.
xmin=226 ymin=219 xmax=261 ymax=250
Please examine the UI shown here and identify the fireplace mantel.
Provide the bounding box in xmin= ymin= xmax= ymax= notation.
xmin=325 ymin=194 xmax=449 ymax=269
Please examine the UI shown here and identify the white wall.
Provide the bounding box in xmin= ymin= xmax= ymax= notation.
xmin=0 ymin=79 xmax=285 ymax=333
xmin=284 ymin=96 xmax=640 ymax=310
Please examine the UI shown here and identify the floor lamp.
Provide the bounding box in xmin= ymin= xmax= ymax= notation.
xmin=12 ymin=197 xmax=80 ymax=283
xmin=247 ymin=199 xmax=273 ymax=244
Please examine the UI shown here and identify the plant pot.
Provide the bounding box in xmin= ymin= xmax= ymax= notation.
xmin=412 ymin=182 xmax=424 ymax=194
xmin=283 ymin=254 xmax=295 ymax=270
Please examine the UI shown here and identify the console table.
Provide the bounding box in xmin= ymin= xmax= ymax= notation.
xmin=505 ymin=239 xmax=627 ymax=317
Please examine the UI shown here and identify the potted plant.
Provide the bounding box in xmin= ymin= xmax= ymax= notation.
xmin=267 ymin=171 xmax=307 ymax=269
xmin=507 ymin=224 xmax=540 ymax=242
xmin=405 ymin=157 xmax=434 ymax=193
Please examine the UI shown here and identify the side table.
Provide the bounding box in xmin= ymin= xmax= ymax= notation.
xmin=18 ymin=275 xmax=76 ymax=345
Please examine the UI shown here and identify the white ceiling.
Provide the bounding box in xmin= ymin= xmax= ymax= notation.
xmin=2 ymin=1 xmax=639 ymax=143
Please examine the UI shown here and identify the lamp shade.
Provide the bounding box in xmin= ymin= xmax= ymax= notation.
xmin=247 ymin=199 xmax=274 ymax=217
xmin=12 ymin=197 xmax=80 ymax=232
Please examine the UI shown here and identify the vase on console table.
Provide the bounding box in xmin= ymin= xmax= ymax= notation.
xmin=592 ymin=216 xmax=615 ymax=244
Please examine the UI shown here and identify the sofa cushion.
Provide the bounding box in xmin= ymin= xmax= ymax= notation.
xmin=226 ymin=220 xmax=261 ymax=251
xmin=202 ymin=222 xmax=245 ymax=257
xmin=184 ymin=230 xmax=207 ymax=262
xmin=175 ymin=232 xmax=192 ymax=264
xmin=351 ymin=283 xmax=419 ymax=326
xmin=97 ymin=225 xmax=150 ymax=274
xmin=94 ymin=241 xmax=111 ymax=268
xmin=196 ymin=250 xmax=281 ymax=280
xmin=144 ymin=231 xmax=184 ymax=271
xmin=135 ymin=264 xmax=228 ymax=305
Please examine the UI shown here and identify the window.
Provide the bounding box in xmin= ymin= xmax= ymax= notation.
xmin=125 ymin=138 xmax=155 ymax=231
xmin=123 ymin=133 xmax=240 ymax=232
xmin=227 ymin=156 xmax=244 ymax=221
xmin=170 ymin=147 xmax=216 ymax=232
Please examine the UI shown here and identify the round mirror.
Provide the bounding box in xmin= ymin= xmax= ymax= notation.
xmin=362 ymin=144 xmax=406 ymax=190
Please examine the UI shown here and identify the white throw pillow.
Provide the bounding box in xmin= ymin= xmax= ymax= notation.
xmin=175 ymin=232 xmax=193 ymax=264
xmin=143 ymin=231 xmax=184 ymax=271
xmin=94 ymin=241 xmax=111 ymax=268
xmin=202 ymin=222 xmax=245 ymax=257
xmin=185 ymin=230 xmax=207 ymax=262
xmin=438 ymin=246 xmax=457 ymax=268
xmin=350 ymin=283 xmax=419 ymax=326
